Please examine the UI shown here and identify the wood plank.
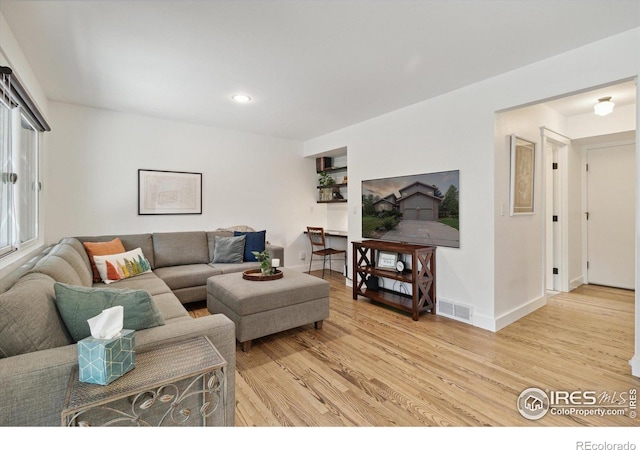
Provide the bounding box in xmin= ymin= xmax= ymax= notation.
xmin=188 ymin=273 xmax=640 ymax=426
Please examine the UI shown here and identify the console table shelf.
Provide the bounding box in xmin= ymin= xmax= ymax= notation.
xmin=352 ymin=240 xmax=436 ymax=321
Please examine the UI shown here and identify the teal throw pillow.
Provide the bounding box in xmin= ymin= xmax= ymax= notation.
xmin=54 ymin=282 xmax=165 ymax=342
xmin=212 ymin=234 xmax=246 ymax=263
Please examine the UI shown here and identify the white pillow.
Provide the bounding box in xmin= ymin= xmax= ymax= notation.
xmin=93 ymin=248 xmax=152 ymax=284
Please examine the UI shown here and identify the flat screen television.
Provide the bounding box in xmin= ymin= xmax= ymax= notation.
xmin=361 ymin=170 xmax=459 ymax=248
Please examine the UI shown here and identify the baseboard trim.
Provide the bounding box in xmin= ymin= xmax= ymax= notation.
xmin=293 ymin=262 xmax=347 ymax=276
xmin=629 ymin=354 xmax=640 ymax=378
xmin=493 ymin=294 xmax=548 ymax=331
xmin=472 ymin=312 xmax=497 ymax=332
xmin=569 ymin=276 xmax=584 ymax=291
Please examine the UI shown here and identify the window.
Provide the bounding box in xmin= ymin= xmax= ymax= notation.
xmin=0 ymin=66 xmax=49 ymax=260
xmin=0 ymin=99 xmax=11 ymax=256
xmin=0 ymin=105 xmax=39 ymax=258
xmin=18 ymin=113 xmax=39 ymax=245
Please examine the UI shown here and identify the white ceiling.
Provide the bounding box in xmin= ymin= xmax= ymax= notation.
xmin=547 ymin=80 xmax=637 ymax=116
xmin=0 ymin=1 xmax=638 ymax=141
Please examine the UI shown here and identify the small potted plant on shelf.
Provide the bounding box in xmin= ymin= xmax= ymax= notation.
xmin=251 ymin=249 xmax=274 ymax=276
xmin=318 ymin=171 xmax=335 ymax=201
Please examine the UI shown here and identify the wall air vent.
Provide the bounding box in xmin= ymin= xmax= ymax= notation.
xmin=437 ymin=299 xmax=473 ymax=324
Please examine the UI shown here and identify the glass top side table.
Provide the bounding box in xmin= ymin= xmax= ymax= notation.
xmin=62 ymin=336 xmax=227 ymax=427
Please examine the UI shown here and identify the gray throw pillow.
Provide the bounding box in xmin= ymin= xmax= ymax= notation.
xmin=54 ymin=282 xmax=165 ymax=342
xmin=212 ymin=234 xmax=246 ymax=264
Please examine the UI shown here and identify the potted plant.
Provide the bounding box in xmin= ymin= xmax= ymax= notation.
xmin=251 ymin=249 xmax=274 ymax=276
xmin=318 ymin=171 xmax=335 ymax=201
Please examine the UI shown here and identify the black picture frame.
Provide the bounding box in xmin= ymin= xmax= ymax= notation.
xmin=138 ymin=169 xmax=202 ymax=215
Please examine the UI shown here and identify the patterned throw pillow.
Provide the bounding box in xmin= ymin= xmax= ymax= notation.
xmin=92 ymin=248 xmax=152 ymax=284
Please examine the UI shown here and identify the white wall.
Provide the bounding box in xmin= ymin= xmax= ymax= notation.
xmin=0 ymin=11 xmax=50 ymax=270
xmin=307 ymin=88 xmax=498 ymax=326
xmin=494 ymin=104 xmax=568 ymax=327
xmin=568 ymin=104 xmax=636 ymax=139
xmin=46 ymin=102 xmax=320 ymax=270
xmin=0 ymin=12 xmax=48 ymax=119
xmin=304 ymin=28 xmax=640 ymax=335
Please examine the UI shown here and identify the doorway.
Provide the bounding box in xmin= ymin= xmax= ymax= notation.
xmin=585 ymin=142 xmax=636 ymax=290
xmin=542 ymin=128 xmax=570 ymax=292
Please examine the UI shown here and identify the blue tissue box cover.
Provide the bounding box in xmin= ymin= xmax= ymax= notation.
xmin=78 ymin=329 xmax=135 ymax=385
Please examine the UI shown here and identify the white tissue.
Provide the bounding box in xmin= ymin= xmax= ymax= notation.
xmin=87 ymin=305 xmax=124 ymax=339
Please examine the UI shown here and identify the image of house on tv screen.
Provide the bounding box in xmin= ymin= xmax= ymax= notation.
xmin=361 ymin=170 xmax=459 ymax=248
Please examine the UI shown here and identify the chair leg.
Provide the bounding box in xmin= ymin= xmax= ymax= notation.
xmin=321 ymin=255 xmax=326 ymax=278
xmin=308 ymin=253 xmax=313 ymax=274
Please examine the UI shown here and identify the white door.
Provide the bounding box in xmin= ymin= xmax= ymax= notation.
xmin=586 ymin=143 xmax=635 ymax=290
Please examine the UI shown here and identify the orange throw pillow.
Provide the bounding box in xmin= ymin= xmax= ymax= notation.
xmin=83 ymin=238 xmax=126 ymax=282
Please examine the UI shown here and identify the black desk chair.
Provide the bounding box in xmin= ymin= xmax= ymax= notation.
xmin=306 ymin=227 xmax=346 ymax=279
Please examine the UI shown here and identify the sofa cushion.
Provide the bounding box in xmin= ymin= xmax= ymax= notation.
xmin=59 ymin=237 xmax=92 ymax=267
xmin=50 ymin=243 xmax=93 ymax=287
xmin=29 ymin=254 xmax=84 ymax=286
xmin=212 ymin=235 xmax=245 ymax=264
xmin=149 ymin=291 xmax=191 ymax=321
xmin=0 ymin=273 xmax=73 ymax=358
xmin=154 ymin=264 xmax=221 ymax=291
xmin=92 ymin=271 xmax=172 ymax=296
xmin=153 ymin=231 xmax=209 ymax=268
xmin=92 ymin=248 xmax=152 ymax=284
xmin=234 ymin=230 xmax=266 ymax=262
xmin=210 ymin=261 xmax=260 ymax=274
xmin=54 ymin=283 xmax=165 ymax=342
xmin=82 ymin=238 xmax=126 ymax=282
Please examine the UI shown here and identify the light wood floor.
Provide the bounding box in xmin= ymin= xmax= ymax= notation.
xmin=187 ymin=272 xmax=639 ymax=426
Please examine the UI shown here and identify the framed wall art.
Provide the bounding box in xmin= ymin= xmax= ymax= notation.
xmin=138 ymin=169 xmax=202 ymax=215
xmin=376 ymin=251 xmax=398 ymax=269
xmin=509 ymin=135 xmax=536 ymax=215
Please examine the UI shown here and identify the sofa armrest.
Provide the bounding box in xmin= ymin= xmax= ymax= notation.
xmin=0 ymin=314 xmax=236 ymax=427
xmin=0 ymin=342 xmax=79 ymax=426
xmin=267 ymin=244 xmax=284 ymax=266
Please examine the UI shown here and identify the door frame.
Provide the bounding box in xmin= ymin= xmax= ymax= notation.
xmin=541 ymin=127 xmax=570 ymax=293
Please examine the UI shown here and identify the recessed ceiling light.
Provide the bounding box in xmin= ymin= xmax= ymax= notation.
xmin=231 ymin=94 xmax=252 ymax=103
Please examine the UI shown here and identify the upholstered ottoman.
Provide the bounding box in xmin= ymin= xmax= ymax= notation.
xmin=207 ymin=269 xmax=330 ymax=351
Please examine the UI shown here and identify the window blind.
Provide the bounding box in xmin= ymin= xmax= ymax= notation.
xmin=0 ymin=66 xmax=50 ymax=132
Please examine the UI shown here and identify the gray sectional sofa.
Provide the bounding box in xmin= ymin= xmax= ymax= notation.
xmin=0 ymin=229 xmax=284 ymax=426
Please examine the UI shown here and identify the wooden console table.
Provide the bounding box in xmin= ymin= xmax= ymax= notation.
xmin=352 ymin=240 xmax=436 ymax=321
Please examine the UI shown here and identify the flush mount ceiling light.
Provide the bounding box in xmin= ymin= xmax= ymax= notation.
xmin=231 ymin=94 xmax=252 ymax=103
xmin=594 ymin=96 xmax=614 ymax=116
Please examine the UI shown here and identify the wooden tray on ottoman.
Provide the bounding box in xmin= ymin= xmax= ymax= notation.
xmin=242 ymin=269 xmax=283 ymax=281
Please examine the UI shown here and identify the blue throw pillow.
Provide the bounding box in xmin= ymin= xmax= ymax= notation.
xmin=234 ymin=230 xmax=266 ymax=262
